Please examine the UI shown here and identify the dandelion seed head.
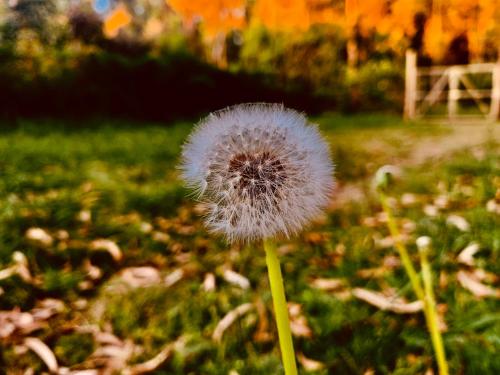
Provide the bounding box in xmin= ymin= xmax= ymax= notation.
xmin=181 ymin=103 xmax=334 ymax=242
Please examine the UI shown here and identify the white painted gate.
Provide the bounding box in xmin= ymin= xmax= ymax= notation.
xmin=404 ymin=50 xmax=500 ymax=121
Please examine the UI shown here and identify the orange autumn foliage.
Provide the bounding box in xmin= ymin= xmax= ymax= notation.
xmin=423 ymin=0 xmax=500 ymax=59
xmin=166 ymin=0 xmax=500 ymax=60
xmin=104 ymin=4 xmax=132 ymax=38
xmin=168 ymin=0 xmax=246 ymax=37
xmin=252 ymin=0 xmax=341 ymax=31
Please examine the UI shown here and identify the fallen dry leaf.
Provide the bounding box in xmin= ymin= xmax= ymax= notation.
xmin=26 ymin=228 xmax=53 ymax=248
xmin=202 ymin=273 xmax=216 ymax=292
xmin=89 ymin=339 xmax=135 ymax=371
xmin=423 ymin=204 xmax=439 ymax=217
xmin=486 ymin=199 xmax=500 ymax=214
xmin=288 ymin=303 xmax=312 ymax=338
xmin=78 ymin=210 xmax=92 ymax=223
xmin=223 ymin=269 xmax=250 ymax=290
xmin=120 ymin=267 xmax=161 ymax=288
xmin=352 ymin=288 xmax=423 ymax=314
xmin=297 ymin=352 xmax=325 ymax=372
xmin=253 ymin=298 xmax=272 ymax=343
xmin=457 ymin=270 xmax=500 ymax=298
xmin=164 ymin=269 xmax=184 ymax=287
xmin=140 ymin=222 xmax=153 ymax=234
xmin=457 ymin=243 xmax=480 ymax=266
xmin=123 ymin=336 xmax=186 ymax=375
xmin=152 ymin=231 xmax=170 ymax=244
xmin=24 ymin=337 xmax=58 ymax=373
xmin=447 ymin=215 xmax=470 ymax=232
xmin=13 ymin=251 xmax=33 ymax=283
xmin=400 ymin=193 xmax=419 ymax=207
xmin=311 ymin=278 xmax=344 ymax=291
xmin=84 ymin=259 xmax=102 ymax=281
xmin=434 ymin=194 xmax=450 ymax=209
xmin=31 ymin=299 xmax=65 ymax=321
xmin=212 ymin=303 xmax=253 ymax=342
xmin=0 ymin=265 xmax=17 ymax=280
xmin=90 ymin=239 xmax=122 ymax=261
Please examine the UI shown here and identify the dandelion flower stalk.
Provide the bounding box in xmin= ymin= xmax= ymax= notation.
xmin=181 ymin=103 xmax=334 ymax=373
xmin=417 ymin=237 xmax=449 ymax=375
xmin=264 ymin=238 xmax=298 ymax=375
xmin=378 ymin=191 xmax=425 ymax=301
xmin=375 ymin=167 xmax=449 ymax=375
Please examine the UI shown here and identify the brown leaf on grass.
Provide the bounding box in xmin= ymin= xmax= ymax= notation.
xmin=446 ymin=215 xmax=470 ymax=232
xmin=471 ymin=268 xmax=498 ymax=284
xmin=140 ymin=222 xmax=153 ymax=234
xmin=297 ymin=352 xmax=325 ymax=372
xmin=75 ymin=325 xmax=123 ymax=347
xmin=311 ymin=278 xmax=344 ymax=291
xmin=457 ymin=270 xmax=500 ymax=298
xmin=352 ymin=288 xmax=423 ymax=314
xmin=212 ymin=303 xmax=253 ymax=343
xmin=362 ymin=216 xmax=378 ymax=227
xmin=24 ymin=337 xmax=58 ymax=373
xmin=78 ymin=210 xmax=92 ymax=223
xmin=222 ymin=269 xmax=250 ymax=290
xmin=423 ymin=204 xmax=439 ymax=217
xmin=457 ymin=243 xmax=480 ymax=266
xmin=13 ymin=251 xmax=33 ymax=283
xmin=400 ymin=193 xmax=420 ymax=207
xmin=373 ymin=233 xmax=410 ymax=249
xmin=84 ymin=259 xmax=102 ymax=281
xmin=0 ymin=300 xmax=64 ymax=339
xmin=486 ymin=199 xmax=500 ymax=214
xmin=164 ymin=269 xmax=185 ymax=288
xmin=288 ymin=303 xmax=312 ymax=338
xmin=357 ymin=267 xmax=387 ymax=279
xmin=90 ymin=239 xmax=122 ymax=262
xmin=277 ymin=244 xmax=297 ymax=255
xmin=202 ymin=273 xmax=216 ymax=292
xmin=151 ymin=231 xmax=170 ymax=244
xmin=120 ymin=267 xmax=161 ymax=288
xmin=123 ymin=336 xmax=186 ymax=375
xmin=305 ymin=232 xmax=329 ymax=245
xmin=253 ymin=298 xmax=272 ymax=343
xmin=26 ymin=228 xmax=53 ymax=248
xmin=401 ymin=219 xmax=417 ymax=234
xmin=434 ymin=194 xmax=450 ymax=209
xmin=89 ymin=339 xmax=135 ymax=371
xmin=31 ymin=299 xmax=65 ymax=321
xmin=0 ymin=265 xmax=17 ymax=280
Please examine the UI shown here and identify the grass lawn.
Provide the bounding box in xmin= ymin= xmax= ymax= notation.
xmin=0 ymin=114 xmax=498 ymax=374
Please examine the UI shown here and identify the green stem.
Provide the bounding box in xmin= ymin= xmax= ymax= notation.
xmin=264 ymin=239 xmax=298 ymax=375
xmin=379 ymin=193 xmax=426 ymax=301
xmin=419 ymin=247 xmax=449 ymax=375
xmin=379 ymin=191 xmax=449 ymax=374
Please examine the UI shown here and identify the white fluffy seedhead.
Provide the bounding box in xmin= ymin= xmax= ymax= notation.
xmin=180 ymin=103 xmax=334 ymax=243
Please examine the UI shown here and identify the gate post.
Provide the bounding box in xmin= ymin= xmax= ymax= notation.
xmin=490 ymin=63 xmax=500 ymax=121
xmin=448 ymin=67 xmax=460 ymax=120
xmin=404 ymin=49 xmax=417 ymax=120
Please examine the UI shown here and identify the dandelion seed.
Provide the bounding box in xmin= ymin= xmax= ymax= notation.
xmin=180 ymin=103 xmax=334 ymax=242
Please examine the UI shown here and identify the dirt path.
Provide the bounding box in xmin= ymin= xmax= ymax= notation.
xmin=330 ymin=122 xmax=499 ymax=207
xmin=408 ymin=122 xmax=499 ymax=165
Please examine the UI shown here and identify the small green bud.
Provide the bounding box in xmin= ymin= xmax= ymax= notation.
xmin=374 ymin=165 xmax=400 ymax=192
xmin=416 ymin=236 xmax=432 ymax=255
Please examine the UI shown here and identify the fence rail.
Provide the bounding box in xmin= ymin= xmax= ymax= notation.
xmin=404 ymin=50 xmax=500 ymax=121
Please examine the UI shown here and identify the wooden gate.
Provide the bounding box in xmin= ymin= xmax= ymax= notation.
xmin=404 ymin=50 xmax=500 ymax=121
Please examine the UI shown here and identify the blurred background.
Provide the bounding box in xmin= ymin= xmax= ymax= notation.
xmin=0 ymin=1 xmax=499 ymax=374
xmin=0 ymin=0 xmax=499 ymax=120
